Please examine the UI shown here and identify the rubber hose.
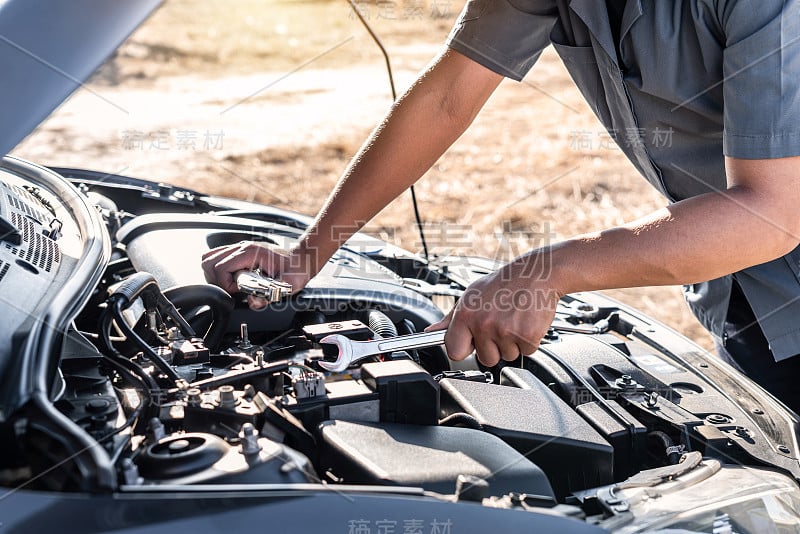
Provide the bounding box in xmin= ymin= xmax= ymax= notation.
xmin=163 ymin=284 xmax=234 ymax=351
xmin=100 ymin=306 xmax=159 ymax=394
xmin=648 ymin=431 xmax=681 ymax=465
xmin=107 ymin=271 xmax=159 ymax=304
xmin=112 ymin=298 xmax=181 ymax=383
xmin=363 ymin=309 xmax=397 ymax=339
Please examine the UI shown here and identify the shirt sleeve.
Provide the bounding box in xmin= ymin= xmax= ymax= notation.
xmin=721 ymin=0 xmax=800 ymax=159
xmin=446 ymin=0 xmax=559 ymax=82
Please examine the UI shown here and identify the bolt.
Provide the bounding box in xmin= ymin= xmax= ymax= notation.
xmin=255 ymin=349 xmax=265 ymax=367
xmin=615 ymin=374 xmax=638 ymax=390
xmin=243 ymin=384 xmax=256 ymax=400
xmin=544 ymin=328 xmax=559 ymax=341
xmin=570 ymin=301 xmax=599 ymax=320
xmin=186 ymin=388 xmax=202 ymax=406
xmin=240 ymin=423 xmax=261 ymax=456
xmin=734 ymin=426 xmax=750 ymax=438
xmin=238 ymin=323 xmax=252 ymax=350
xmin=166 ymin=327 xmax=182 ymax=341
xmin=218 ymin=385 xmax=237 ymax=408
xmin=705 ymin=413 xmax=731 ymax=425
xmin=752 ymin=408 xmax=764 ymax=415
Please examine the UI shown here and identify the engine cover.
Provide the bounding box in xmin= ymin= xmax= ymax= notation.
xmin=117 ymin=213 xmax=444 ymax=331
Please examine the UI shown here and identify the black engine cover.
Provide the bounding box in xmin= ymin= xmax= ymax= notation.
xmin=318 ymin=419 xmax=556 ymax=500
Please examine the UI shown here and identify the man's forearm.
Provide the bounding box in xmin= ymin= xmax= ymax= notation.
xmin=294 ymin=49 xmax=502 ymax=272
xmin=547 ymin=185 xmax=800 ymax=296
xmin=433 ymin=169 xmax=800 ymax=365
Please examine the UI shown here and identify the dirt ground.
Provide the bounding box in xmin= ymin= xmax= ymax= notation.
xmin=15 ymin=0 xmax=714 ymax=351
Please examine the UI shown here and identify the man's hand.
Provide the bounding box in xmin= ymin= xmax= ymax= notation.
xmin=202 ymin=241 xmax=313 ymax=309
xmin=426 ymin=252 xmax=561 ymax=366
xmin=201 ymin=49 xmax=501 ymax=311
xmin=425 ymin=156 xmax=800 ymax=366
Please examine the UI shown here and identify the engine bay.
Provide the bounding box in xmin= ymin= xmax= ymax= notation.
xmin=3 ymin=162 xmax=800 ymax=525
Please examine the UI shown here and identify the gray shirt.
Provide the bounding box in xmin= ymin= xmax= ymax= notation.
xmin=446 ymin=0 xmax=800 ymax=360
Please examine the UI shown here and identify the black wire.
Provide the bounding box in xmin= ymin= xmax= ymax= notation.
xmin=100 ymin=310 xmax=160 ymax=437
xmin=409 ymin=186 xmax=429 ymax=260
xmin=106 ymin=395 xmax=144 ymax=466
xmin=346 ymin=0 xmax=396 ymax=101
xmin=648 ymin=431 xmax=682 ymax=465
xmin=99 ymin=306 xmax=159 ymax=394
xmin=97 ymin=307 xmax=155 ymax=463
xmin=110 ymin=298 xmax=182 ymax=384
xmin=346 ymin=0 xmax=430 ymax=262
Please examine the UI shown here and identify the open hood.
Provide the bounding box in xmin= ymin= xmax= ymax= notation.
xmin=0 ymin=0 xmax=161 ymax=157
xmin=2 ymin=4 xmax=800 ymax=531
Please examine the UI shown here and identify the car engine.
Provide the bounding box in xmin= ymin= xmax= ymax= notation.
xmin=3 ymin=160 xmax=800 ymax=520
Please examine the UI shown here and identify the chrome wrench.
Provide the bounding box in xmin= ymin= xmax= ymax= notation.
xmin=236 ymin=270 xmax=292 ymax=303
xmin=318 ymin=330 xmax=446 ymax=373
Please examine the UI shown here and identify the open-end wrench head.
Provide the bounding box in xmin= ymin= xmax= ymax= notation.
xmin=318 ymin=334 xmax=352 ymax=373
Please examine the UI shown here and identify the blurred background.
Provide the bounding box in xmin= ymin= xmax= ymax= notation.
xmin=14 ymin=0 xmax=713 ymax=350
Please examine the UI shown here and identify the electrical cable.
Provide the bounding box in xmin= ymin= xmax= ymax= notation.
xmin=346 ymin=0 xmax=430 ymax=262
xmin=99 ymin=306 xmax=159 ymax=394
xmin=110 ymin=297 xmax=182 ymax=384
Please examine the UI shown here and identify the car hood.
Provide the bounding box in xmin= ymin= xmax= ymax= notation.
xmin=0 ymin=0 xmax=161 ymax=157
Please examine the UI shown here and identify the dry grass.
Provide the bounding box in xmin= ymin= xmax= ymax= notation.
xmin=17 ymin=0 xmax=713 ymax=351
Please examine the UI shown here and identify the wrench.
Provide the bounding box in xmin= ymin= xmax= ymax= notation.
xmin=318 ymin=314 xmax=609 ymax=372
xmin=318 ymin=330 xmax=446 ymax=373
xmin=236 ymin=270 xmax=292 ymax=303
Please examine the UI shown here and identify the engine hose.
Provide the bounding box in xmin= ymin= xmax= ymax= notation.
xmin=163 ymin=284 xmax=234 ymax=351
xmin=108 ymin=272 xmax=197 ymax=339
xmin=439 ymin=412 xmax=484 ymax=431
xmin=648 ymin=431 xmax=682 ymax=465
xmin=100 ymin=307 xmax=158 ymax=390
xmin=363 ymin=309 xmax=398 ymax=339
xmin=103 ymin=357 xmax=155 ymax=425
xmin=112 ymin=298 xmax=182 ymax=384
xmin=361 ymin=309 xmax=408 ymax=364
xmin=99 ymin=307 xmax=158 ymax=419
xmin=107 ymin=271 xmax=160 ymax=303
